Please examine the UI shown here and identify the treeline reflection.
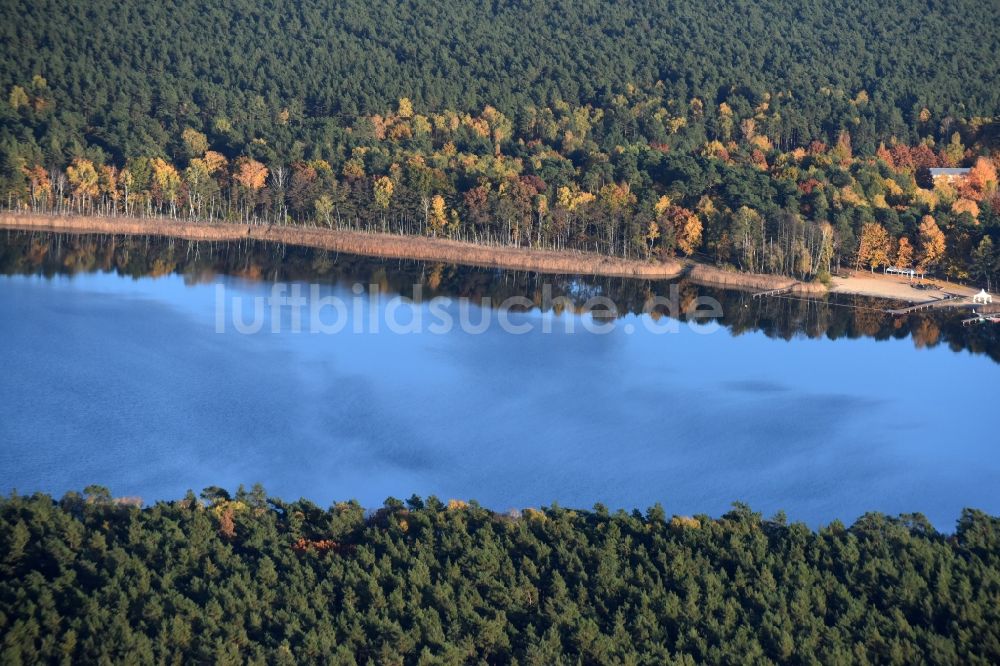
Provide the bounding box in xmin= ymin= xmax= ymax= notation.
xmin=2 ymin=231 xmax=997 ymax=363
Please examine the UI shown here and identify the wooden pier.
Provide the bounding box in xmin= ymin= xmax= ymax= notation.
xmin=962 ymin=311 xmax=1000 ymax=325
xmin=887 ymin=294 xmax=964 ymax=315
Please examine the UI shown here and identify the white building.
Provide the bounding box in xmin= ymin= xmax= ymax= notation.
xmin=929 ymin=167 xmax=971 ymax=182
xmin=972 ymin=290 xmax=993 ymax=304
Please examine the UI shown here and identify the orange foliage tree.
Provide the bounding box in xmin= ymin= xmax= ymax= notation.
xmin=234 ymin=157 xmax=268 ymax=191
xmin=895 ymin=236 xmax=914 ymax=269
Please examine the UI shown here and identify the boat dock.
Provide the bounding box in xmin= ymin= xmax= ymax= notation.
xmin=887 ymin=294 xmax=964 ymax=315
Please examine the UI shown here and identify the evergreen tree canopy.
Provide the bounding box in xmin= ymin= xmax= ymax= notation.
xmin=1 ymin=490 xmax=998 ymax=663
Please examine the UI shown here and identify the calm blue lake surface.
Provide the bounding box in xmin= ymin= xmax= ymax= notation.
xmin=0 ymin=235 xmax=997 ymax=528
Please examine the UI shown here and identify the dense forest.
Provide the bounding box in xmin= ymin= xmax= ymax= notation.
xmin=1 ymin=488 xmax=999 ymax=663
xmin=1 ymin=0 xmax=999 ymax=283
xmin=3 ymin=0 xmax=999 ymax=151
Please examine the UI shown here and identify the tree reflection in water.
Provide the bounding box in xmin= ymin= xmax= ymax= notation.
xmin=1 ymin=230 xmax=996 ymax=362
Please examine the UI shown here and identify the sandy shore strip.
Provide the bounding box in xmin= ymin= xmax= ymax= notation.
xmin=829 ymin=271 xmax=978 ymax=303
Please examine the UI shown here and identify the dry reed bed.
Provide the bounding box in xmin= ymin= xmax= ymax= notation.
xmin=687 ymin=264 xmax=827 ymax=295
xmin=1 ymin=213 xmax=829 ymax=295
xmin=0 ymin=213 xmax=687 ymax=279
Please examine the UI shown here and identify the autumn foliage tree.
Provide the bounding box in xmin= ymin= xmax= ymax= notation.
xmin=652 ymin=195 xmax=702 ymax=257
xmin=65 ymin=158 xmax=99 ymax=211
xmin=181 ymin=127 xmax=209 ymax=158
xmin=917 ymin=216 xmax=946 ymax=273
xmin=895 ymin=236 xmax=914 ymax=269
xmin=373 ymin=176 xmax=394 ymax=210
xmin=855 ymin=222 xmax=891 ymax=272
xmin=428 ymin=194 xmax=447 ymax=236
xmin=233 ymin=157 xmax=269 ymax=218
xmin=150 ymin=158 xmax=181 ymax=216
xmin=4 ymin=90 xmax=999 ymax=280
xmin=234 ymin=157 xmax=268 ymax=192
xmin=960 ymin=157 xmax=998 ymax=202
xmin=952 ymin=198 xmax=980 ymax=220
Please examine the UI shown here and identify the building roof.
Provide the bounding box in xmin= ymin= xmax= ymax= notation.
xmin=929 ymin=168 xmax=971 ymax=176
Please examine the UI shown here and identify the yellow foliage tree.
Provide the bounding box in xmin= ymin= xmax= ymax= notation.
xmin=23 ymin=165 xmax=50 ymax=206
xmin=942 ymin=132 xmax=964 ymax=166
xmin=933 ymin=178 xmax=957 ymax=205
xmin=855 ymin=222 xmax=891 ymax=272
xmin=388 ymin=123 xmax=412 ymax=140
xmin=750 ymin=134 xmax=773 ymax=151
xmin=675 ymin=209 xmax=703 ymax=256
xmin=314 ymin=195 xmax=334 ymax=226
xmin=202 ymin=151 xmax=228 ymax=175
xmin=342 ymin=159 xmax=365 ymax=179
xmin=181 ymin=127 xmax=209 ymax=157
xmin=373 ymin=176 xmax=394 ymax=210
xmin=914 ymin=188 xmax=938 ymax=210
xmin=653 ymin=195 xmax=672 ymax=218
xmin=555 ymin=186 xmax=594 ymax=212
xmin=482 ymin=105 xmax=513 ymax=155
xmin=428 ymin=194 xmax=447 ymax=236
xmin=150 ymin=158 xmax=182 ymax=211
xmin=917 ymin=215 xmax=946 ymax=272
xmin=412 ymin=114 xmax=432 ymax=136
xmin=700 ymin=140 xmax=730 ymax=161
xmin=644 ymin=220 xmax=660 ymax=258
xmin=66 ymin=158 xmax=99 ymax=203
xmin=8 ymin=85 xmax=28 ymax=110
xmin=183 ymin=160 xmax=211 ymax=211
xmin=99 ymin=165 xmax=119 ymax=201
xmin=718 ymin=102 xmax=734 ymax=141
xmin=599 ymin=182 xmax=636 ymax=214
xmin=118 ymin=169 xmax=135 ymax=213
xmin=831 ymin=130 xmax=853 ymax=165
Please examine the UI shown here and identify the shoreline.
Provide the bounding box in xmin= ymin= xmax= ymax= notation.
xmin=1 ymin=212 xmax=689 ymax=280
xmin=1 ymin=212 xmax=976 ymax=303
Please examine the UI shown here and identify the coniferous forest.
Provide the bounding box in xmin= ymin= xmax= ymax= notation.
xmin=1 ymin=489 xmax=999 ymax=664
xmin=2 ymin=0 xmax=1000 ymax=283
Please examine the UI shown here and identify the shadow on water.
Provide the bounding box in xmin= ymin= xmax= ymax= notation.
xmin=2 ymin=229 xmax=998 ymax=363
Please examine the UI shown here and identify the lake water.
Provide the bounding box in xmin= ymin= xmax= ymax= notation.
xmin=1 ymin=232 xmax=997 ymax=528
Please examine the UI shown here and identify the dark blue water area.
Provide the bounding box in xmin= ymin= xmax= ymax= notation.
xmin=1 ymin=271 xmax=997 ymax=529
